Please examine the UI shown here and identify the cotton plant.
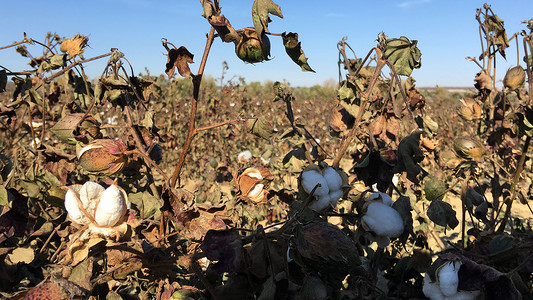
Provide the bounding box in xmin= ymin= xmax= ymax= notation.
xmin=299 ymin=162 xmax=350 ymax=211
xmin=423 ymin=261 xmax=480 ymax=300
xmin=359 ymin=192 xmax=405 ymax=247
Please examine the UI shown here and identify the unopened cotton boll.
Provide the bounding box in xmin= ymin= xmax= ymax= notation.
xmin=301 ymin=169 xmax=330 ymax=197
xmin=362 ymin=202 xmax=404 ymax=238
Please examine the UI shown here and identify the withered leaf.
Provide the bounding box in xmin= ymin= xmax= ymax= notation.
xmin=382 ymin=35 xmax=421 ymax=76
xmin=247 ymin=116 xmax=277 ymax=139
xmin=209 ymin=15 xmax=240 ymax=43
xmin=200 ymin=0 xmax=216 ymax=19
xmin=165 ymin=46 xmax=194 ymax=78
xmin=394 ymin=130 xmax=427 ymax=184
xmin=252 ymin=0 xmax=283 ymax=39
xmin=281 ymin=32 xmax=315 ymax=72
xmin=200 ymin=228 xmax=242 ymax=274
xmin=426 ymin=199 xmax=458 ymax=229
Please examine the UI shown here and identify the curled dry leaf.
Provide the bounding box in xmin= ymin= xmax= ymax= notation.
xmin=165 ymin=46 xmax=194 ymax=78
xmin=329 ymin=105 xmax=354 ymax=133
xmin=281 ymin=32 xmax=315 ymax=72
xmin=456 ymin=98 xmax=482 ymax=121
xmin=474 ymin=71 xmax=492 ymax=93
xmin=50 ymin=114 xmax=102 ymax=145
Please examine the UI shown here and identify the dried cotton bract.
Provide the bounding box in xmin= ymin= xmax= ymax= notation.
xmin=235 ymin=167 xmax=270 ymax=203
xmin=299 ymin=162 xmax=350 ymax=211
xmin=64 ymin=181 xmax=128 ymax=228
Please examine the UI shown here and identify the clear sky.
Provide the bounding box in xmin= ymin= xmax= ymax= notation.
xmin=1 ymin=1 xmax=532 ymax=87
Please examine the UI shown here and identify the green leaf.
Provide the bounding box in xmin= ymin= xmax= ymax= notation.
xmin=247 ymin=116 xmax=277 ymax=140
xmin=281 ymin=32 xmax=315 ymax=72
xmin=0 ymin=70 xmax=7 ymax=92
xmin=0 ymin=185 xmax=8 ymax=207
xmin=252 ymin=0 xmax=283 ymax=39
xmin=426 ymin=200 xmax=459 ymax=229
xmin=382 ymin=36 xmax=421 ymax=76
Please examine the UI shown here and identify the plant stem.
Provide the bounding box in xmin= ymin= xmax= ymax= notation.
xmin=170 ymin=26 xmax=216 ymax=188
xmin=332 ymin=51 xmax=386 ymax=169
xmin=496 ymin=135 xmax=531 ymax=233
xmin=461 ymin=174 xmax=471 ymax=249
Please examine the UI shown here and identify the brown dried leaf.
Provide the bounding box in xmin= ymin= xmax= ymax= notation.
xmin=165 ymin=46 xmax=194 ymax=78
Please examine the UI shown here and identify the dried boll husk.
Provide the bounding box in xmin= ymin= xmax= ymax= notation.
xmin=64 ymin=181 xmax=128 ymax=228
xmin=235 ymin=166 xmax=271 ymax=203
xmin=77 ymin=139 xmax=128 ymax=175
xmin=453 ymin=136 xmax=485 ymax=160
xmin=50 ymin=114 xmax=101 ymax=145
xmin=503 ymin=65 xmax=525 ymax=90
xmin=235 ymin=27 xmax=270 ymax=63
xmin=456 ymin=98 xmax=482 ymax=121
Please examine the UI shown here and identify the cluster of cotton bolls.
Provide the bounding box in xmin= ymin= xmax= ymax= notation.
xmin=423 ymin=261 xmax=480 ymax=300
xmin=300 ymin=163 xmax=348 ymax=211
xmin=360 ymin=192 xmax=404 ymax=247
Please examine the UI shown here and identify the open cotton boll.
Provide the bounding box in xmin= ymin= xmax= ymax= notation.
xmin=323 ymin=167 xmax=343 ymax=191
xmin=94 ymin=185 xmax=127 ymax=227
xmin=237 ymin=150 xmax=252 ymax=162
xmin=362 ymin=202 xmax=404 ymax=237
xmin=64 ymin=185 xmax=89 ymax=225
xmin=423 ymin=275 xmax=445 ymax=300
xmin=329 ymin=189 xmax=344 ymax=206
xmin=79 ymin=181 xmax=105 ymax=217
xmin=301 ymin=169 xmax=330 ymax=197
xmin=438 ymin=261 xmax=460 ymax=297
xmin=368 ymin=192 xmax=394 ymax=207
xmin=309 ymin=194 xmax=331 ymax=211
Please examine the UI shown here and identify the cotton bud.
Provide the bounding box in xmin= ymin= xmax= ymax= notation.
xmin=360 ymin=192 xmax=404 ymax=247
xmin=64 ymin=181 xmax=128 ymax=228
xmin=235 ymin=167 xmax=270 ymax=203
xmin=235 ymin=27 xmax=270 ymax=63
xmin=456 ymin=98 xmax=482 ymax=121
xmin=299 ymin=162 xmax=350 ymax=212
xmin=503 ymin=66 xmax=525 ymax=90
xmin=78 ymin=139 xmax=128 ymax=175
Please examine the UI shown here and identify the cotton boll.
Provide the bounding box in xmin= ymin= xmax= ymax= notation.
xmin=450 ymin=291 xmax=480 ymax=300
xmin=423 ymin=275 xmax=445 ymax=300
xmin=301 ymin=170 xmax=329 ymax=197
xmin=237 ymin=150 xmax=252 ymax=163
xmin=64 ymin=185 xmax=89 ymax=225
xmin=309 ymin=194 xmax=331 ymax=211
xmin=94 ymin=185 xmax=127 ymax=227
xmin=79 ymin=181 xmax=105 ymax=217
xmin=368 ymin=192 xmax=394 ymax=206
xmin=438 ymin=261 xmax=460 ymax=297
xmin=323 ymin=167 xmax=343 ymax=191
xmin=329 ymin=190 xmax=344 ymax=206
xmin=362 ymin=202 xmax=404 ymax=237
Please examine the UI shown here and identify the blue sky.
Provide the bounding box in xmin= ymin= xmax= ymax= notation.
xmin=1 ymin=1 xmax=532 ymax=87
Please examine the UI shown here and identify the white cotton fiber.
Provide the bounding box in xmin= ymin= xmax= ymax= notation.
xmin=237 ymin=150 xmax=252 ymax=162
xmin=423 ymin=275 xmax=445 ymax=300
xmin=362 ymin=202 xmax=404 ymax=237
xmin=368 ymin=192 xmax=394 ymax=207
xmin=329 ymin=190 xmax=344 ymax=206
xmin=309 ymin=194 xmax=331 ymax=211
xmin=301 ymin=170 xmax=330 ymax=197
xmin=438 ymin=261 xmax=460 ymax=297
xmin=323 ymin=167 xmax=343 ymax=191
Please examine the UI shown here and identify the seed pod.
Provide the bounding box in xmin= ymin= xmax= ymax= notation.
xmin=503 ymin=66 xmax=525 ymax=90
xmin=235 ymin=28 xmax=270 ymax=63
xmin=77 ymin=139 xmax=128 ymax=175
xmin=235 ymin=167 xmax=270 ymax=203
xmin=50 ymin=114 xmax=101 ymax=144
xmin=456 ymin=98 xmax=482 ymax=121
xmin=453 ymin=136 xmax=485 ymax=160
